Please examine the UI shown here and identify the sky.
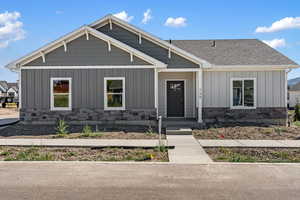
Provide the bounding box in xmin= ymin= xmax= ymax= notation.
xmin=1 ymin=0 xmax=300 ymax=82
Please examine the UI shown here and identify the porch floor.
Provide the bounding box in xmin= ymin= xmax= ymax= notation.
xmin=162 ymin=118 xmax=201 ymax=128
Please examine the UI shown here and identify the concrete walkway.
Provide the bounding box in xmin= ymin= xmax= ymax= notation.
xmin=0 ymin=139 xmax=168 ymax=148
xmin=167 ymin=135 xmax=212 ymax=164
xmin=199 ymin=139 xmax=300 ymax=148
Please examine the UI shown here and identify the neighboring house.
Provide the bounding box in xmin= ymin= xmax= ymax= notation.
xmin=0 ymin=81 xmax=19 ymax=97
xmin=5 ymin=14 xmax=299 ymax=126
xmin=289 ymin=82 xmax=300 ymax=108
xmin=7 ymin=83 xmax=19 ymax=98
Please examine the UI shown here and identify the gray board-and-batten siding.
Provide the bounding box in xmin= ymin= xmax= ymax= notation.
xmin=24 ymin=34 xmax=151 ymax=66
xmin=21 ymin=68 xmax=155 ymax=110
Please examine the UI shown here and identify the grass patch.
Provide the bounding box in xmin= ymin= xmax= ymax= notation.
xmin=293 ymin=121 xmax=300 ymax=127
xmin=205 ymin=147 xmax=300 ymax=163
xmin=4 ymin=147 xmax=54 ymax=161
xmin=80 ymin=132 xmax=104 ymax=138
xmin=0 ymin=146 xmax=168 ymax=162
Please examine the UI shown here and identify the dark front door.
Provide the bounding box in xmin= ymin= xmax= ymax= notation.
xmin=167 ymin=81 xmax=185 ymax=117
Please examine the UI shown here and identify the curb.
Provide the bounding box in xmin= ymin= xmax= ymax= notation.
xmin=0 ymin=161 xmax=300 ymax=166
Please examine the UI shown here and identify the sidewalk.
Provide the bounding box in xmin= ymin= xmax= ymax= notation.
xmin=0 ymin=139 xmax=168 ymax=148
xmin=198 ymin=139 xmax=300 ymax=148
xmin=167 ymin=135 xmax=212 ymax=164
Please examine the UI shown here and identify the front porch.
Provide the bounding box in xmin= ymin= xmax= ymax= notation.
xmin=162 ymin=118 xmax=201 ymax=128
xmin=155 ymin=68 xmax=203 ymax=124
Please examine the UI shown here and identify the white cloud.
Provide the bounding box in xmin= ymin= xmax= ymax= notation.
xmin=164 ymin=17 xmax=187 ymax=27
xmin=113 ymin=11 xmax=134 ymax=22
xmin=263 ymin=38 xmax=286 ymax=48
xmin=0 ymin=11 xmax=25 ymax=48
xmin=256 ymin=17 xmax=300 ymax=33
xmin=142 ymin=9 xmax=152 ymax=24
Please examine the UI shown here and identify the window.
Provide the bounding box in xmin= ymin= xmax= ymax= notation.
xmin=104 ymin=77 xmax=125 ymax=110
xmin=51 ymin=78 xmax=72 ymax=111
xmin=231 ymin=78 xmax=256 ymax=109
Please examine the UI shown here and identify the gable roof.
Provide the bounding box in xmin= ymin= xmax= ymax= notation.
xmin=5 ymin=14 xmax=299 ymax=71
xmin=90 ymin=14 xmax=211 ymax=67
xmin=170 ymin=39 xmax=298 ymax=66
xmin=0 ymin=81 xmax=8 ymax=92
xmin=5 ymin=25 xmax=166 ymax=71
xmin=7 ymin=83 xmax=18 ymax=91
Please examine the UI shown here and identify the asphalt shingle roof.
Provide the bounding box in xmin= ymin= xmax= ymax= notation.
xmin=170 ymin=39 xmax=298 ymax=66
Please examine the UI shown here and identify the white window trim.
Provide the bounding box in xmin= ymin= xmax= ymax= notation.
xmin=230 ymin=78 xmax=257 ymax=109
xmin=50 ymin=77 xmax=72 ymax=111
xmin=104 ymin=77 xmax=125 ymax=111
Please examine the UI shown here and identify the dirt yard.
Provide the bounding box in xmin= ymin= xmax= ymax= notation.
xmin=193 ymin=126 xmax=300 ymax=140
xmin=0 ymin=124 xmax=165 ymax=139
xmin=0 ymin=108 xmax=19 ymax=119
xmin=0 ymin=146 xmax=168 ymax=161
xmin=205 ymin=147 xmax=300 ymax=163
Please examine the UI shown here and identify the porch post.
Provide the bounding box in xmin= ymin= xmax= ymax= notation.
xmin=154 ymin=68 xmax=158 ymax=119
xmin=197 ymin=69 xmax=203 ymax=123
xmin=19 ymin=69 xmax=22 ymax=109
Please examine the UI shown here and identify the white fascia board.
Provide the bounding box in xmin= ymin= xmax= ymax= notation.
xmin=90 ymin=15 xmax=211 ymax=68
xmin=157 ymin=68 xmax=201 ymax=72
xmin=5 ymin=26 xmax=87 ymax=71
xmin=6 ymin=25 xmax=167 ymax=71
xmin=21 ymin=66 xmax=158 ymax=69
xmin=204 ymin=65 xmax=300 ymax=71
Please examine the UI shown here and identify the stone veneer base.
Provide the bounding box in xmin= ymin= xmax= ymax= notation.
xmin=203 ymin=107 xmax=287 ymax=126
xmin=20 ymin=108 xmax=157 ymax=125
xmin=20 ymin=107 xmax=288 ymax=126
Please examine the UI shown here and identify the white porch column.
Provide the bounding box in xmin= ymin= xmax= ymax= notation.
xmin=18 ymin=69 xmax=22 ymax=109
xmin=154 ymin=68 xmax=159 ymax=119
xmin=197 ymin=69 xmax=203 ymax=123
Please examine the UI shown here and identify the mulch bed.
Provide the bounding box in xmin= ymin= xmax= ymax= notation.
xmin=0 ymin=146 xmax=168 ymax=162
xmin=0 ymin=124 xmax=165 ymax=139
xmin=193 ymin=126 xmax=300 ymax=140
xmin=205 ymin=147 xmax=300 ymax=163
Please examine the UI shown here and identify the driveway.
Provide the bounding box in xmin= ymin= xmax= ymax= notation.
xmin=0 ymin=163 xmax=299 ymax=200
xmin=0 ymin=108 xmax=19 ymax=126
xmin=0 ymin=108 xmax=19 ymax=119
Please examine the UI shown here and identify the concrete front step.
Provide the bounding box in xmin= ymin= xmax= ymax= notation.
xmin=166 ymin=128 xmax=192 ymax=135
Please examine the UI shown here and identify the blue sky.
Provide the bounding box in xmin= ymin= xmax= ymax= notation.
xmin=1 ymin=0 xmax=300 ymax=82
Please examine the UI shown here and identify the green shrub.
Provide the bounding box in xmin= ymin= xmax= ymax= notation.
xmin=155 ymin=144 xmax=167 ymax=152
xmin=82 ymin=125 xmax=92 ymax=136
xmin=56 ymin=120 xmax=69 ymax=136
xmin=294 ymin=121 xmax=300 ymax=127
xmin=146 ymin=124 xmax=154 ymax=134
xmin=295 ymin=104 xmax=300 ymax=121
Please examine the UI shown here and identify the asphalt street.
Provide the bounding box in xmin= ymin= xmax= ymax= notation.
xmin=0 ymin=162 xmax=299 ymax=200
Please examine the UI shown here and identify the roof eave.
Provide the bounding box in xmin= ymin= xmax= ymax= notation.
xmin=5 ymin=25 xmax=167 ymax=71
xmin=205 ymin=64 xmax=300 ymax=71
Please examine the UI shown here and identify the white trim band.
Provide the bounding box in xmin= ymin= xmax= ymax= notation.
xmin=21 ymin=65 xmax=158 ymax=69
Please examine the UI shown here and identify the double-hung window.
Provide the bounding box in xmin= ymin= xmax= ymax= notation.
xmin=51 ymin=78 xmax=72 ymax=111
xmin=104 ymin=77 xmax=125 ymax=110
xmin=231 ymin=78 xmax=256 ymax=109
